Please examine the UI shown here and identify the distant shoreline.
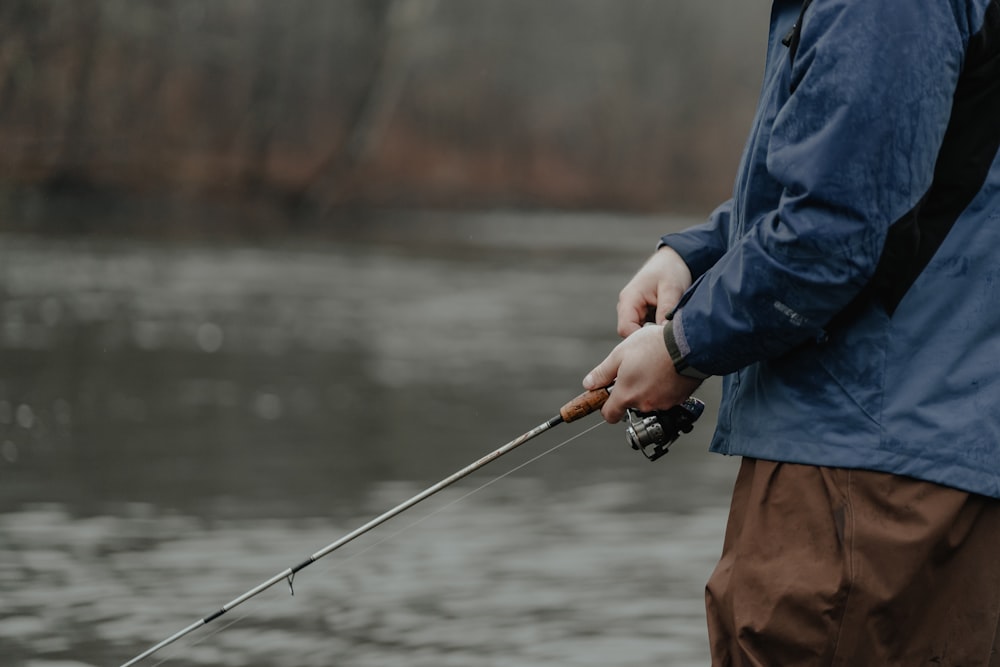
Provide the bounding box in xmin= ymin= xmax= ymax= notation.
xmin=0 ymin=186 xmax=699 ymax=253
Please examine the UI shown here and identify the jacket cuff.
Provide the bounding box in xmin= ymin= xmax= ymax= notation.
xmin=663 ymin=315 xmax=711 ymax=380
xmin=657 ymin=236 xmax=716 ymax=280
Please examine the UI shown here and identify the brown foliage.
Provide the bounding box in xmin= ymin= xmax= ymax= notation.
xmin=0 ymin=0 xmax=769 ymax=224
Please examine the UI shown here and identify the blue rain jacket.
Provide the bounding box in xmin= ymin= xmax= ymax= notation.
xmin=660 ymin=0 xmax=1000 ymax=498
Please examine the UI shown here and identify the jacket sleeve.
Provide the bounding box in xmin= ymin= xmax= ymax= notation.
xmin=658 ymin=199 xmax=733 ymax=280
xmin=670 ymin=0 xmax=970 ymax=377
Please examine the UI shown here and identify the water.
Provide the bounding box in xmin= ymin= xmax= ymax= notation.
xmin=0 ymin=212 xmax=737 ymax=667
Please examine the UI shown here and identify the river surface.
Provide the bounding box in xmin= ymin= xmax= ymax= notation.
xmin=0 ymin=212 xmax=738 ymax=667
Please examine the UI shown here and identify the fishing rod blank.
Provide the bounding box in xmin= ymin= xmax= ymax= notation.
xmin=118 ymin=387 xmax=611 ymax=667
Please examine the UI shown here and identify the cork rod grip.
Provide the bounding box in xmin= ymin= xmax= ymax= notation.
xmin=559 ymin=387 xmax=611 ymax=423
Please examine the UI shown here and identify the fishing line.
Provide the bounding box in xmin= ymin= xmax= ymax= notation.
xmin=147 ymin=615 xmax=245 ymax=667
xmin=311 ymin=419 xmax=607 ymax=568
xmin=141 ymin=419 xmax=606 ymax=667
xmin=119 ymin=384 xmax=711 ymax=667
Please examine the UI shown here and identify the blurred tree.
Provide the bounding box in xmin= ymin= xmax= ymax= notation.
xmin=0 ymin=0 xmax=770 ymax=234
xmin=305 ymin=0 xmax=437 ymax=208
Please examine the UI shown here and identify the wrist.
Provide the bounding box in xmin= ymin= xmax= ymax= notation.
xmin=663 ymin=316 xmax=711 ymax=380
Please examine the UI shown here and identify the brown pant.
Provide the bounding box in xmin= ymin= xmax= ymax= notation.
xmin=706 ymin=458 xmax=1000 ymax=667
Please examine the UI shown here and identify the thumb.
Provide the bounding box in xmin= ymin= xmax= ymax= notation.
xmin=654 ymin=286 xmax=684 ymax=325
xmin=583 ymin=347 xmax=621 ymax=390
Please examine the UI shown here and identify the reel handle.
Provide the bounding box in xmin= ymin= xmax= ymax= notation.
xmin=559 ymin=387 xmax=611 ymax=423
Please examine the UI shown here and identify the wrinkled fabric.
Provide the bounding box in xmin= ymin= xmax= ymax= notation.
xmin=706 ymin=458 xmax=1000 ymax=667
xmin=660 ymin=0 xmax=1000 ymax=498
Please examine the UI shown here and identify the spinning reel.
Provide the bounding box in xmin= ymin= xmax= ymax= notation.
xmin=624 ymin=397 xmax=705 ymax=462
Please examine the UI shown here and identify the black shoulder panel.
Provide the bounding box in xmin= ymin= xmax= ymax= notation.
xmin=871 ymin=0 xmax=1000 ymax=316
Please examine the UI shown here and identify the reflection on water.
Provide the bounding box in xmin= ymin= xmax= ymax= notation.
xmin=0 ymin=214 xmax=737 ymax=666
xmin=3 ymin=487 xmax=729 ymax=667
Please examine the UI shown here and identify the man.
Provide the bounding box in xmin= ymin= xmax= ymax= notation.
xmin=582 ymin=1 xmax=1000 ymax=664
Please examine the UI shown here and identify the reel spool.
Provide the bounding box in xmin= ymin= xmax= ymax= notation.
xmin=624 ymin=397 xmax=705 ymax=461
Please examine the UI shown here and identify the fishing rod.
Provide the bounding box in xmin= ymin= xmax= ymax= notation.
xmin=118 ymin=387 xmax=704 ymax=667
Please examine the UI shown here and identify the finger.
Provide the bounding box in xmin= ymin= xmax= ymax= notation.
xmin=600 ymin=392 xmax=627 ymax=423
xmin=654 ymin=289 xmax=682 ymax=324
xmin=616 ymin=290 xmax=649 ymax=338
xmin=653 ymin=299 xmax=679 ymax=324
xmin=582 ymin=347 xmax=621 ymax=391
xmin=617 ymin=319 xmax=641 ymax=339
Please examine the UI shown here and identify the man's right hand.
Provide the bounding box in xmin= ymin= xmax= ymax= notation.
xmin=616 ymin=245 xmax=693 ymax=338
